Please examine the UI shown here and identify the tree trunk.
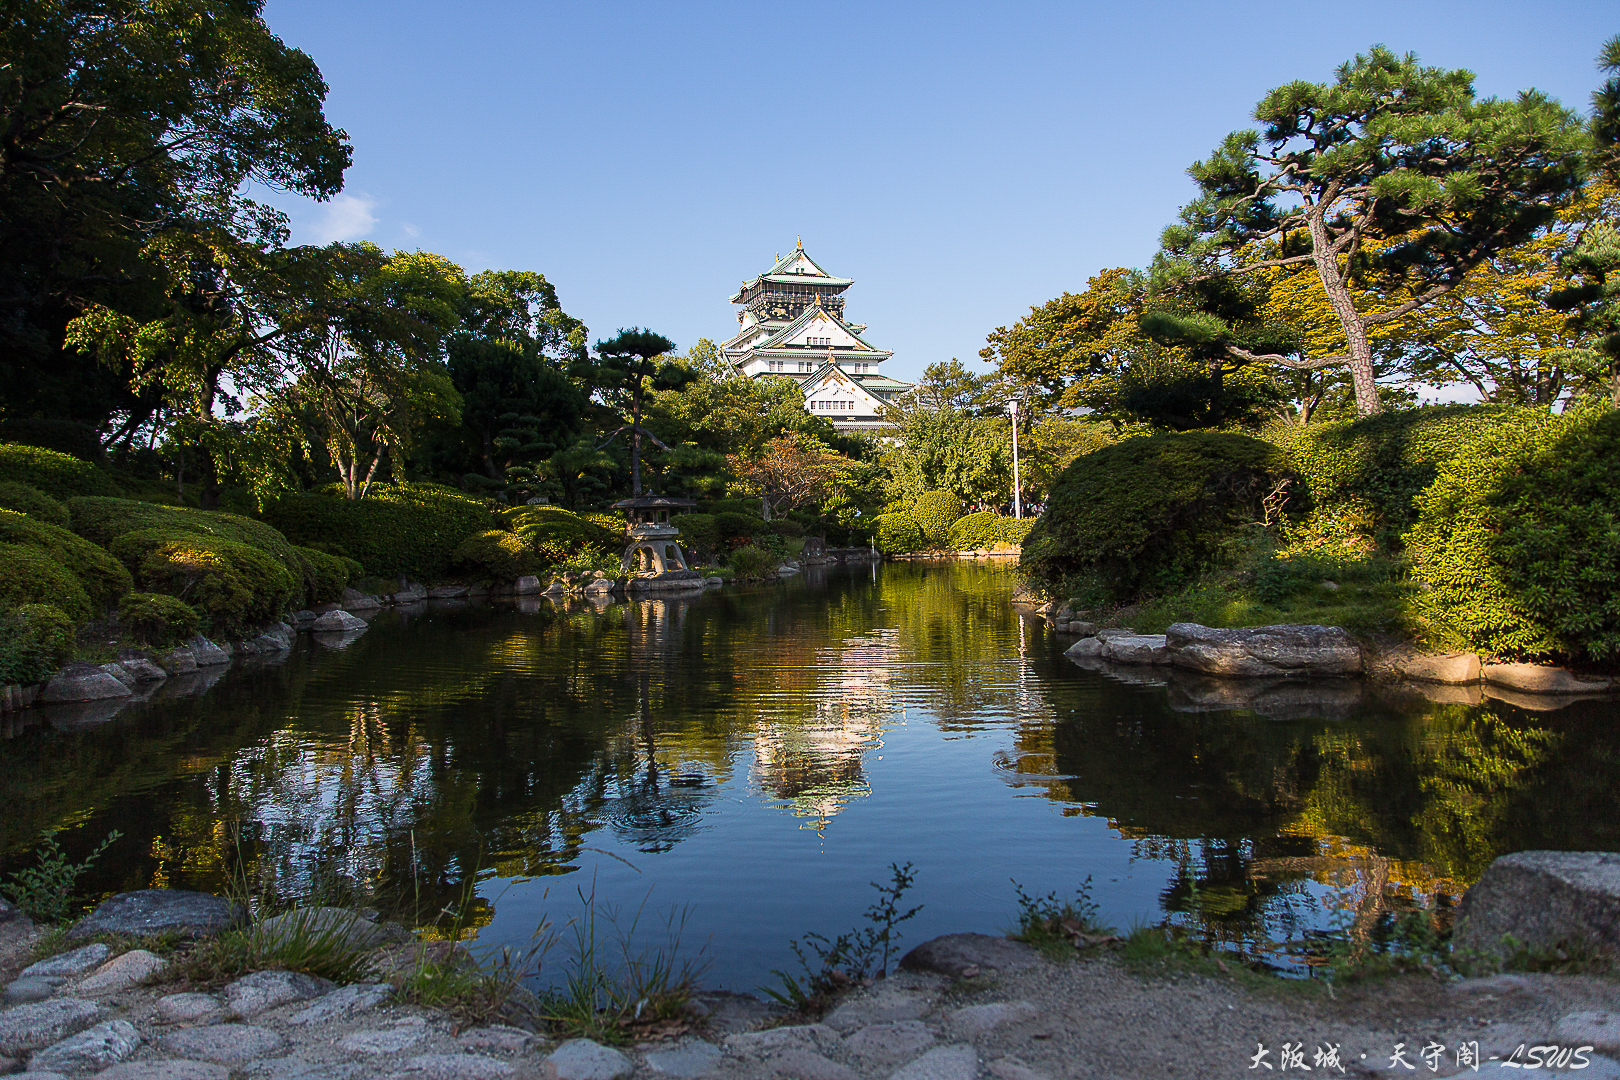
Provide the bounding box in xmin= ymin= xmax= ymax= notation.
xmin=630 ymin=385 xmax=644 ymax=496
xmin=1308 ymin=209 xmax=1382 ymax=417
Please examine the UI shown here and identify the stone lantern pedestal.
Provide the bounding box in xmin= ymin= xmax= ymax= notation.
xmin=610 ymin=496 xmax=706 ymax=592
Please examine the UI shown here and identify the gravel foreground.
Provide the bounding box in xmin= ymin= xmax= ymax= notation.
xmin=3 ymin=918 xmax=1619 ymax=1080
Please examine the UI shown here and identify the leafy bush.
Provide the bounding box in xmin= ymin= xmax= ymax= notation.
xmin=1020 ymin=432 xmax=1294 ymax=601
xmin=505 ymin=505 xmax=620 ymax=555
xmin=1406 ymin=406 xmax=1620 ymax=663
xmin=0 ymin=509 xmax=131 ymax=611
xmin=0 ymin=603 xmax=76 ymax=685
xmin=117 ymin=592 xmax=202 ymax=647
xmin=3 ymin=830 xmax=121 ymax=923
xmin=873 ymin=512 xmax=924 ymax=554
xmin=949 ymin=511 xmax=1010 ymax=550
xmin=114 ymin=530 xmax=299 ymax=635
xmin=767 ymin=517 xmax=806 ymax=538
xmin=715 ymin=511 xmax=767 ymax=544
xmin=1284 ymin=405 xmax=1537 ymax=551
xmin=728 ymin=544 xmax=778 ymax=580
xmin=0 ymin=482 xmax=70 ymax=527
xmin=0 ymin=420 xmax=105 ymax=463
xmin=451 ymin=529 xmax=542 ymax=580
xmin=911 ymin=491 xmax=962 ymax=546
xmin=998 ymin=517 xmax=1035 ymax=546
xmin=265 ymin=485 xmax=495 ymax=579
xmin=68 ymin=497 xmax=299 ymax=564
xmin=0 ymin=443 xmax=120 ymax=500
xmin=0 ymin=546 xmax=93 ymax=622
xmin=290 ymin=546 xmax=355 ymax=604
xmin=672 ymin=513 xmax=718 ymax=561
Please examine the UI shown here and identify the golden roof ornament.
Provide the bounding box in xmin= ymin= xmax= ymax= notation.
xmin=796 ymin=235 xmax=803 ymax=250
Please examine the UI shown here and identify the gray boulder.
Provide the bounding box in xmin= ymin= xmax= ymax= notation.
xmin=1099 ymin=634 xmax=1171 ymax=665
xmin=29 ymin=1019 xmax=141 ymax=1072
xmin=1394 ymin=649 xmax=1481 ymax=685
xmin=257 ymin=907 xmax=410 ymax=951
xmin=68 ymin=890 xmax=245 ymax=942
xmin=899 ymin=933 xmax=1042 ymax=978
xmin=1482 ymin=663 xmax=1610 ymax=695
xmin=1063 ymin=637 xmax=1105 ymax=659
xmin=312 ymin=609 xmax=366 ymax=632
xmin=543 ymin=1038 xmax=631 ymax=1080
xmin=38 ymin=663 xmax=132 ymax=704
xmin=114 ymin=657 xmax=167 ymax=682
xmin=157 ymin=648 xmax=198 ymax=675
xmin=0 ymin=998 xmax=102 ymax=1055
xmin=428 ymin=585 xmax=469 ymax=599
xmin=1166 ymin=622 xmax=1362 ymax=678
xmin=342 ymin=588 xmax=383 ymax=610
xmin=1454 ymin=851 xmax=1620 ymax=965
xmin=187 ymin=636 xmax=230 ymax=666
xmin=99 ymin=663 xmax=137 ymax=688
xmin=223 ymin=970 xmax=332 ymax=1018
xmin=513 ymin=575 xmax=541 ymax=596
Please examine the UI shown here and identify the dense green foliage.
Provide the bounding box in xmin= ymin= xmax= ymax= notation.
xmin=947 ymin=512 xmax=1030 ymax=550
xmin=873 ymin=513 xmax=925 ymax=555
xmin=672 ymin=513 xmax=718 ymax=562
xmin=114 ymin=531 xmax=298 ymax=635
xmin=0 ymin=510 xmax=132 ymax=612
xmin=911 ymin=491 xmax=963 ymax=546
xmin=0 ymin=482 xmax=70 ymax=527
xmin=0 ymin=547 xmax=93 ymax=623
xmin=1021 ymin=432 xmax=1294 ymax=601
xmin=1406 ymin=407 xmax=1620 ymax=661
xmin=292 ymin=546 xmax=357 ymax=604
xmin=728 ymin=544 xmax=778 ymax=580
xmin=451 ymin=529 xmax=544 ymax=581
xmin=0 ymin=445 xmax=120 ymax=501
xmin=0 ymin=604 xmax=76 ymax=685
xmin=68 ymin=497 xmax=299 ymax=564
xmin=265 ymin=485 xmax=493 ymax=579
xmin=118 ymin=592 xmax=202 ymax=648
xmin=0 ymin=420 xmax=105 ymax=463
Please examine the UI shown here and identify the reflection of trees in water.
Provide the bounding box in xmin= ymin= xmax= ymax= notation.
xmin=1012 ymin=649 xmax=1620 ymax=960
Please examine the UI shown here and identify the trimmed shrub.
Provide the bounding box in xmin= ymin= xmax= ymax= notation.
xmin=0 ymin=419 xmax=105 ymax=463
xmin=265 ymin=485 xmax=494 ymax=579
xmin=114 ymin=531 xmax=299 ymax=635
xmin=1284 ymin=405 xmax=1535 ymax=550
xmin=0 ymin=603 xmax=76 ymax=685
xmin=873 ymin=512 xmax=925 ymax=555
xmin=68 ymin=497 xmax=299 ymax=565
xmin=118 ymin=592 xmax=202 ymax=647
xmin=728 ymin=544 xmax=778 ymax=580
xmin=948 ymin=511 xmax=1005 ymax=550
xmin=1406 ymin=406 xmax=1620 ymax=663
xmin=0 ymin=509 xmax=132 ymax=612
xmin=584 ymin=511 xmax=626 ymax=532
xmin=0 ymin=482 xmax=70 ymax=528
xmin=912 ymin=491 xmax=963 ymax=545
xmin=715 ymin=511 xmax=767 ymax=543
xmin=998 ymin=517 xmax=1035 ymax=546
xmin=766 ymin=517 xmax=806 ymax=539
xmin=451 ymin=529 xmax=542 ymax=580
xmin=672 ymin=513 xmax=718 ymax=562
xmin=292 ymin=545 xmax=356 ymax=604
xmin=0 ymin=546 xmax=93 ymax=622
xmin=505 ymin=505 xmax=620 ymax=555
xmin=1020 ymin=431 xmax=1294 ymax=600
xmin=0 ymin=443 xmax=120 ymax=500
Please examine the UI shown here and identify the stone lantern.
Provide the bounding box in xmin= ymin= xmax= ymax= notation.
xmin=610 ymin=495 xmax=701 ymax=587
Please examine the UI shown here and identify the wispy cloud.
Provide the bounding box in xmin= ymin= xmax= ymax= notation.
xmin=306 ymin=192 xmax=378 ymax=244
xmin=402 ymin=222 xmax=421 ymax=238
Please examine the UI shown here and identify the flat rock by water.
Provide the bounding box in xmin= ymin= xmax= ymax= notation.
xmin=1455 ymin=851 xmax=1620 ymax=964
xmin=69 ymin=890 xmax=245 ymax=941
xmin=78 ymin=949 xmax=168 ymax=994
xmin=259 ymin=907 xmax=410 ymax=951
xmin=21 ymin=943 xmax=109 ymax=978
xmin=39 ymin=662 xmax=133 ymax=703
xmin=544 ymin=1038 xmax=633 ymax=1080
xmin=899 ymin=934 xmax=1042 ymax=979
xmin=1166 ymin=622 xmax=1363 ymax=678
xmin=1482 ymin=663 xmax=1610 ymax=695
xmin=1098 ymin=634 xmax=1171 ymax=665
xmin=312 ymin=610 xmax=367 ymax=632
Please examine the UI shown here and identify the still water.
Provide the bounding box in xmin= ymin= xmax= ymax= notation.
xmin=4 ymin=561 xmax=1619 ymax=990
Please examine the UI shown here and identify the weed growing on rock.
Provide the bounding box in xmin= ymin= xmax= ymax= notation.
xmin=3 ymin=829 xmax=121 ymax=923
xmin=764 ymin=861 xmax=921 ymax=1012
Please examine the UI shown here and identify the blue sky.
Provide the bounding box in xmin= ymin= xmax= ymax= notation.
xmin=261 ymin=0 xmax=1616 ymax=384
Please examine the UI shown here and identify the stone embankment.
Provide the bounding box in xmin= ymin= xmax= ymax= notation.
xmin=7 ymin=860 xmax=1620 ymax=1080
xmin=1031 ymin=600 xmax=1614 ymax=706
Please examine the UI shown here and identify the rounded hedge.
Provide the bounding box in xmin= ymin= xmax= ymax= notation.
xmin=0 ymin=419 xmax=104 ymax=463
xmin=115 ymin=530 xmax=299 ymax=635
xmin=68 ymin=497 xmax=299 ymax=564
xmin=0 ymin=482 xmax=70 ymax=527
xmin=0 ymin=603 xmax=76 ymax=685
xmin=912 ymin=491 xmax=963 ymax=545
xmin=1020 ymin=431 xmax=1294 ymax=600
xmin=451 ymin=529 xmax=542 ymax=580
xmin=1406 ymin=406 xmax=1620 ymax=664
xmin=728 ymin=543 xmax=778 ymax=580
xmin=118 ymin=592 xmax=202 ymax=648
xmin=0 ymin=443 xmax=120 ymax=500
xmin=292 ymin=545 xmax=357 ymax=604
xmin=0 ymin=509 xmax=132 ymax=612
xmin=715 ymin=511 xmax=768 ymax=543
xmin=873 ymin=512 xmax=924 ymax=554
xmin=506 ymin=505 xmax=620 ymax=556
xmin=672 ymin=513 xmax=718 ymax=561
xmin=0 ymin=546 xmax=93 ymax=622
xmin=265 ymin=484 xmax=494 ymax=579
xmin=948 ymin=511 xmax=1004 ymax=550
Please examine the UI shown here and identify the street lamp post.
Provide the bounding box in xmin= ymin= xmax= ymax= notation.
xmin=1009 ymin=399 xmax=1022 ymax=520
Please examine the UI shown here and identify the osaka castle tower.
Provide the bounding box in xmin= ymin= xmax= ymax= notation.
xmin=719 ymin=239 xmax=912 ymax=433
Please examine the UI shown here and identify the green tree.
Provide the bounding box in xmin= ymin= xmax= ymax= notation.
xmin=1153 ymin=46 xmax=1589 ymax=416
xmin=592 ymin=328 xmax=686 ymax=496
xmin=1 ymin=0 xmax=349 ymax=436
xmin=884 ymin=409 xmax=1012 ymax=508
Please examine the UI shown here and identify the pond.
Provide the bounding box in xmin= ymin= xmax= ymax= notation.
xmin=4 ymin=560 xmax=1619 ymax=992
